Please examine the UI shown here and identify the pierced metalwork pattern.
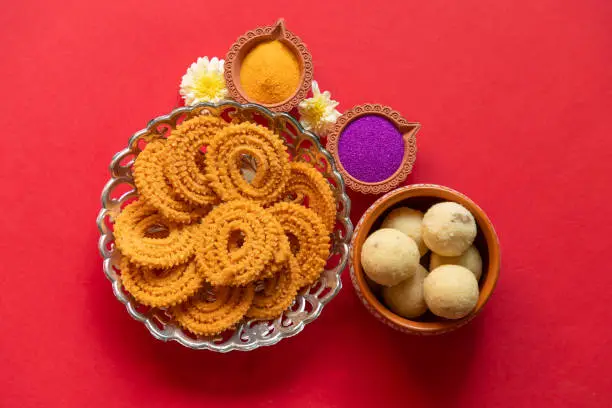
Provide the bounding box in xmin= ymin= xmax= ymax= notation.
xmin=97 ymin=101 xmax=352 ymax=352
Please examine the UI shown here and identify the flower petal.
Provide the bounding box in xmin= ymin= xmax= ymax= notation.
xmin=311 ymin=80 xmax=321 ymax=96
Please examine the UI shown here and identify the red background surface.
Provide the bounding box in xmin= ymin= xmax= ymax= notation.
xmin=1 ymin=0 xmax=611 ymax=407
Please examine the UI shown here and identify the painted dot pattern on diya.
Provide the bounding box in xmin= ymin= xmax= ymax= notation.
xmin=225 ymin=19 xmax=314 ymax=112
xmin=327 ymin=104 xmax=420 ymax=195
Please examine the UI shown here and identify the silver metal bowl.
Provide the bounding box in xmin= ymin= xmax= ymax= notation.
xmin=96 ymin=101 xmax=353 ymax=352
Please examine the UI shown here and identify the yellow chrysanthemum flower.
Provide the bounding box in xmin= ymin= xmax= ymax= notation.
xmin=298 ymin=81 xmax=341 ymax=136
xmin=180 ymin=57 xmax=228 ymax=105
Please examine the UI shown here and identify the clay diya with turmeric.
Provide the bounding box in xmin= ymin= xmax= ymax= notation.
xmin=225 ymin=19 xmax=313 ymax=112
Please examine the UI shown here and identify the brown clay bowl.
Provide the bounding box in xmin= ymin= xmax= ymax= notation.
xmin=326 ymin=104 xmax=420 ymax=195
xmin=224 ymin=19 xmax=313 ymax=112
xmin=349 ymin=184 xmax=500 ymax=335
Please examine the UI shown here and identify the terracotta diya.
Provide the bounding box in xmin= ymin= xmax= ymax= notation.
xmin=326 ymin=104 xmax=420 ymax=195
xmin=350 ymin=184 xmax=501 ymax=335
xmin=224 ymin=19 xmax=313 ymax=112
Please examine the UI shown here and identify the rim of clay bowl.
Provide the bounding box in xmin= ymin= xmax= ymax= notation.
xmin=326 ymin=104 xmax=419 ymax=195
xmin=224 ymin=19 xmax=313 ymax=113
xmin=349 ymin=184 xmax=500 ymax=335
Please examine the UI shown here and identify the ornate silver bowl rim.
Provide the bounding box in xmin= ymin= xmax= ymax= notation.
xmin=96 ymin=101 xmax=353 ymax=352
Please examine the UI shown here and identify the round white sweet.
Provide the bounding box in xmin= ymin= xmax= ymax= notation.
xmin=382 ymin=264 xmax=429 ymax=318
xmin=422 ymin=202 xmax=477 ymax=256
xmin=381 ymin=207 xmax=428 ymax=257
xmin=423 ymin=265 xmax=479 ymax=319
xmin=361 ymin=228 xmax=420 ymax=286
xmin=430 ymin=245 xmax=483 ymax=281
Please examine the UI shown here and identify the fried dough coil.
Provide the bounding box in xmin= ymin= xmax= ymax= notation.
xmin=133 ymin=140 xmax=202 ymax=223
xmin=283 ymin=162 xmax=336 ymax=234
xmin=171 ymin=285 xmax=255 ymax=336
xmin=247 ymin=256 xmax=300 ymax=320
xmin=165 ymin=116 xmax=227 ymax=205
xmin=120 ymin=258 xmax=203 ymax=308
xmin=206 ymin=123 xmax=289 ymax=205
xmin=194 ymin=201 xmax=283 ymax=286
xmin=267 ymin=202 xmax=330 ymax=288
xmin=114 ymin=201 xmax=196 ymax=268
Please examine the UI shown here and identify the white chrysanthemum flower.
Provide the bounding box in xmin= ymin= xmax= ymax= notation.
xmin=298 ymin=81 xmax=341 ymax=136
xmin=179 ymin=57 xmax=228 ymax=105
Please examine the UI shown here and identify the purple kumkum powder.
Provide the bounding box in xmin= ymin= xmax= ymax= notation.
xmin=337 ymin=115 xmax=404 ymax=182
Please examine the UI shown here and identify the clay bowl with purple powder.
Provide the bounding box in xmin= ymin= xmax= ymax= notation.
xmin=224 ymin=19 xmax=313 ymax=113
xmin=326 ymin=104 xmax=420 ymax=195
xmin=349 ymin=184 xmax=501 ymax=335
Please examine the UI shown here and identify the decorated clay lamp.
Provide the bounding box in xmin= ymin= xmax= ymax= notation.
xmin=327 ymin=104 xmax=420 ymax=194
xmin=224 ymin=19 xmax=313 ymax=112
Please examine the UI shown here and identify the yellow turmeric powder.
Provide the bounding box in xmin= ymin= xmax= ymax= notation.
xmin=239 ymin=40 xmax=301 ymax=104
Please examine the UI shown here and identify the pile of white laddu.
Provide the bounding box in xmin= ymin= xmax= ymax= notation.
xmin=361 ymin=202 xmax=482 ymax=320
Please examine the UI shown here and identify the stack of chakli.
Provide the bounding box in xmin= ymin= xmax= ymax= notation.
xmin=113 ymin=114 xmax=336 ymax=336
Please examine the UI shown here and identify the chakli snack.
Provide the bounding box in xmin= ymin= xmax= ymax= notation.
xmin=194 ymin=200 xmax=288 ymax=286
xmin=283 ymin=162 xmax=336 ymax=234
xmin=171 ymin=284 xmax=255 ymax=336
xmin=259 ymin=200 xmax=292 ymax=279
xmin=247 ymin=256 xmax=300 ymax=320
xmin=261 ymin=231 xmax=291 ymax=279
xmin=112 ymin=112 xmax=336 ymax=339
xmin=119 ymin=259 xmax=203 ymax=308
xmin=165 ymin=116 xmax=227 ymax=205
xmin=133 ymin=140 xmax=203 ymax=223
xmin=205 ymin=122 xmax=290 ymax=205
xmin=268 ymin=202 xmax=330 ymax=288
xmin=114 ymin=200 xmax=196 ymax=269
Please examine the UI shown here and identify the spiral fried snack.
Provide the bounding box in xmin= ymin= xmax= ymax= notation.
xmin=114 ymin=201 xmax=196 ymax=268
xmin=284 ymin=162 xmax=336 ymax=234
xmin=260 ymin=210 xmax=291 ymax=279
xmin=194 ymin=201 xmax=284 ymax=286
xmin=268 ymin=202 xmax=331 ymax=288
xmin=262 ymin=232 xmax=291 ymax=279
xmin=165 ymin=116 xmax=227 ymax=205
xmin=247 ymin=256 xmax=300 ymax=320
xmin=206 ymin=122 xmax=290 ymax=205
xmin=133 ymin=140 xmax=203 ymax=223
xmin=120 ymin=258 xmax=203 ymax=308
xmin=172 ymin=285 xmax=255 ymax=336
